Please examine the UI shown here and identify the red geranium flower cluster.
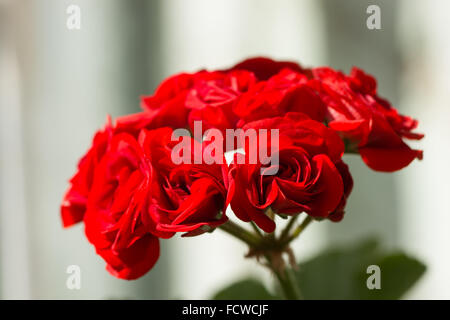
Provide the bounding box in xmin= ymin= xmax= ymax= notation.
xmin=61 ymin=57 xmax=423 ymax=279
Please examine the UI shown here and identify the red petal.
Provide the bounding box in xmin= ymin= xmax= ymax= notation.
xmin=103 ymin=235 xmax=160 ymax=280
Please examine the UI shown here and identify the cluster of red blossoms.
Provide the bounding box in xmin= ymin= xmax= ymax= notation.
xmin=61 ymin=58 xmax=423 ymax=280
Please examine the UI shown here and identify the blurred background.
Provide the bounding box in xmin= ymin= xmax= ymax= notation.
xmin=0 ymin=0 xmax=449 ymax=299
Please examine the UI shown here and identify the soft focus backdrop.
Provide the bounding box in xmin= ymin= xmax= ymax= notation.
xmin=0 ymin=0 xmax=449 ymax=299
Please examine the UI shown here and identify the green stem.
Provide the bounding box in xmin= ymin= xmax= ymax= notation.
xmin=265 ymin=254 xmax=302 ymax=300
xmin=278 ymin=215 xmax=299 ymax=242
xmin=219 ymin=217 xmax=308 ymax=300
xmin=250 ymin=221 xmax=264 ymax=238
xmin=277 ymin=268 xmax=303 ymax=300
xmin=219 ymin=221 xmax=261 ymax=247
xmin=284 ymin=215 xmax=313 ymax=244
xmin=265 ymin=208 xmax=276 ymax=240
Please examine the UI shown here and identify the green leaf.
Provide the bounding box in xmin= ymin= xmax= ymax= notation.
xmin=355 ymin=253 xmax=426 ymax=300
xmin=294 ymin=238 xmax=426 ymax=300
xmin=212 ymin=279 xmax=280 ymax=300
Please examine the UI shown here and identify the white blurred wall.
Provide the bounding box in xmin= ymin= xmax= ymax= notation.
xmin=0 ymin=0 xmax=31 ymax=299
xmin=0 ymin=0 xmax=168 ymax=299
xmin=0 ymin=0 xmax=449 ymax=299
xmin=397 ymin=0 xmax=450 ymax=299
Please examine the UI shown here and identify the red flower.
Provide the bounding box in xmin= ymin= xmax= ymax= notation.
xmin=145 ymin=131 xmax=230 ymax=236
xmin=310 ymin=66 xmax=423 ymax=171
xmin=186 ymin=70 xmax=257 ymax=134
xmin=233 ymin=69 xmax=326 ymax=126
xmin=61 ymin=109 xmax=184 ymax=229
xmin=140 ymin=73 xmax=194 ymax=129
xmin=140 ymin=69 xmax=258 ymax=137
xmin=229 ymin=113 xmax=352 ymax=232
xmin=61 ymin=117 xmax=113 ymax=228
xmin=327 ymin=160 xmax=353 ymax=222
xmin=230 ymin=57 xmax=306 ymax=81
xmin=137 ymin=57 xmax=320 ymax=134
xmin=84 ymin=129 xmax=164 ymax=279
xmin=62 ymin=114 xmax=230 ymax=279
xmin=61 ymin=57 xmax=423 ymax=280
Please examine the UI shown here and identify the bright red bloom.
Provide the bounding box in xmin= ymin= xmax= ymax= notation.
xmin=310 ymin=66 xmax=423 ymax=172
xmin=327 ymin=160 xmax=353 ymax=222
xmin=61 ymin=117 xmax=113 ymax=228
xmin=140 ymin=69 xmax=258 ymax=137
xmin=62 ymin=57 xmax=423 ymax=280
xmin=229 ymin=113 xmax=352 ymax=232
xmin=230 ymin=56 xmax=306 ymax=81
xmin=140 ymin=73 xmax=194 ymax=129
xmin=145 ymin=131 xmax=230 ymax=236
xmin=83 ymin=129 xmax=164 ymax=279
xmin=233 ymin=69 xmax=326 ymax=126
xmin=62 ymin=116 xmax=229 ymax=279
xmin=61 ymin=109 xmax=185 ymax=229
xmin=186 ymin=70 xmax=257 ymax=134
